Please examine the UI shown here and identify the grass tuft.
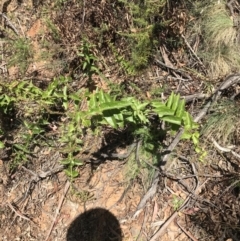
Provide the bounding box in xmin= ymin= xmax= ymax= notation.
xmin=200 ymin=2 xmax=240 ymax=78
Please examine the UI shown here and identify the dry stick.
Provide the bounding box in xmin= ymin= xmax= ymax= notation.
xmin=176 ymin=219 xmax=199 ymax=241
xmin=227 ymin=0 xmax=236 ymax=16
xmin=212 ymin=137 xmax=240 ymax=160
xmin=133 ymin=73 xmax=240 ymax=219
xmin=183 ymin=93 xmax=209 ymax=103
xmin=181 ymin=34 xmax=205 ymax=69
xmin=149 ymin=195 xmax=192 ymax=241
xmin=133 ymin=100 xmax=212 ymax=219
xmin=212 ymin=73 xmax=240 ymax=101
xmin=7 ymin=201 xmax=35 ymax=224
xmin=45 ymin=180 xmax=71 ymax=241
xmin=0 ymin=13 xmax=19 ymax=35
xmin=149 ymin=177 xmax=209 ymax=241
xmin=81 ymin=0 xmax=86 ymax=27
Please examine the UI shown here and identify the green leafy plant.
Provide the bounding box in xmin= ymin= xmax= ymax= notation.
xmin=113 ymin=0 xmax=168 ymax=73
xmin=0 ymin=74 xmax=201 ymax=178
xmin=172 ymin=195 xmax=184 ymax=210
xmin=60 ymin=153 xmax=83 ymax=180
xmin=77 ymin=41 xmax=100 ymax=78
xmin=8 ymin=37 xmax=34 ymax=74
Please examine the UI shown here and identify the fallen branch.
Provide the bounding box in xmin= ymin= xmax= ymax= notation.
xmin=212 ymin=137 xmax=240 ymax=160
xmin=45 ymin=180 xmax=70 ymax=241
xmin=0 ymin=13 xmax=19 ymax=35
xmin=181 ymin=34 xmax=205 ymax=70
xmin=133 ymin=96 xmax=212 ymax=218
xmin=176 ymin=219 xmax=199 ymax=241
xmin=133 ymin=73 xmax=240 ymax=220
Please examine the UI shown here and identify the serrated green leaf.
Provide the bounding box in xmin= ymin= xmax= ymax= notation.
xmin=181 ymin=130 xmax=192 ymax=140
xmin=64 ymin=169 xmax=79 ymax=178
xmin=121 ymin=97 xmax=135 ymax=102
xmin=195 ymin=146 xmax=201 ymax=154
xmin=162 ymin=115 xmax=182 ymax=125
xmin=14 ymin=144 xmax=31 ymax=154
xmin=63 ymin=101 xmax=68 ymax=110
xmin=100 ymin=101 xmax=131 ymax=110
xmin=151 ymin=101 xmax=165 ymax=108
xmin=125 ymin=116 xmax=135 ymax=123
xmin=192 ymin=135 xmax=199 ymax=145
xmin=71 ymin=170 xmax=79 ymax=178
xmin=192 ymin=122 xmax=199 ymax=129
xmin=113 ymin=113 xmax=123 ymax=121
xmin=171 ymin=94 xmax=180 ymax=112
xmin=89 ymin=94 xmax=97 ymax=108
xmin=69 ymin=93 xmax=81 ymax=101
xmin=136 ymin=102 xmax=149 ymax=110
xmin=154 ymin=106 xmax=175 ymax=117
xmin=137 ymin=112 xmax=149 ymax=123
xmin=83 ymin=61 xmax=87 ymax=71
xmin=61 ymin=159 xmax=71 ymax=165
xmin=175 ymin=99 xmax=185 ymax=118
xmin=73 ymin=159 xmax=83 ymax=166
xmin=53 ymin=92 xmax=64 ymax=98
xmin=166 ymin=92 xmax=174 ymax=108
xmin=0 ymin=142 xmax=4 ymax=148
xmin=104 ymin=93 xmax=113 ymax=102
xmin=182 ymin=112 xmax=192 ymax=129
xmin=104 ymin=116 xmax=118 ymax=128
xmin=89 ymin=108 xmax=102 ymax=115
xmin=99 ymin=90 xmax=106 ymax=103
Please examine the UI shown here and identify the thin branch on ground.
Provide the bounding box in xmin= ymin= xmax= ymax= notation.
xmin=181 ymin=34 xmax=205 ymax=70
xmin=183 ymin=93 xmax=209 ymax=103
xmin=212 ymin=73 xmax=240 ymax=101
xmin=45 ymin=180 xmax=71 ymax=241
xmin=212 ymin=137 xmax=240 ymax=159
xmin=176 ymin=219 xmax=199 ymax=241
xmin=0 ymin=13 xmax=19 ymax=35
xmin=7 ymin=201 xmax=36 ymax=224
xmin=149 ymin=175 xmax=209 ymax=241
xmin=149 ymin=195 xmax=191 ymax=241
xmin=133 ymin=94 xmax=213 ymax=219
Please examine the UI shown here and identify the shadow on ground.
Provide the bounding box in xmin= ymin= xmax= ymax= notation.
xmin=66 ymin=208 xmax=122 ymax=241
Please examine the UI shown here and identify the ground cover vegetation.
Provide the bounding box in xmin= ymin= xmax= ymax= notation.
xmin=1 ymin=0 xmax=240 ymax=240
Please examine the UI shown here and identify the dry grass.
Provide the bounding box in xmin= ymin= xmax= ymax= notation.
xmin=201 ymin=100 xmax=240 ymax=145
xmin=198 ymin=2 xmax=240 ymax=78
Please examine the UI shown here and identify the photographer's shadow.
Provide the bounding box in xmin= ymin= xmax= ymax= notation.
xmin=66 ymin=208 xmax=123 ymax=241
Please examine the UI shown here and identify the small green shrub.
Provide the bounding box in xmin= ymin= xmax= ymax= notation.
xmin=8 ymin=38 xmax=34 ymax=74
xmin=0 ymin=74 xmax=202 ymax=177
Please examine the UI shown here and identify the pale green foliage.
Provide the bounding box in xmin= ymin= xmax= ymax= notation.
xmin=8 ymin=38 xmax=34 ymax=74
xmin=116 ymin=0 xmax=167 ymax=73
xmin=0 ymin=77 xmax=201 ymax=177
xmin=172 ymin=195 xmax=184 ymax=210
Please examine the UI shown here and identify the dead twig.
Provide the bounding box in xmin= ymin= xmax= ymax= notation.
xmin=212 ymin=137 xmax=240 ymax=160
xmin=149 ymin=195 xmax=191 ymax=241
xmin=45 ymin=180 xmax=70 ymax=241
xmin=150 ymin=175 xmax=209 ymax=241
xmin=183 ymin=93 xmax=209 ymax=103
xmin=176 ymin=219 xmax=199 ymax=241
xmin=212 ymin=73 xmax=240 ymax=101
xmin=0 ymin=13 xmax=19 ymax=35
xmin=22 ymin=165 xmax=64 ymax=181
xmin=7 ymin=201 xmax=36 ymax=224
xmin=133 ymin=98 xmax=212 ymax=219
xmin=181 ymin=34 xmax=205 ymax=70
